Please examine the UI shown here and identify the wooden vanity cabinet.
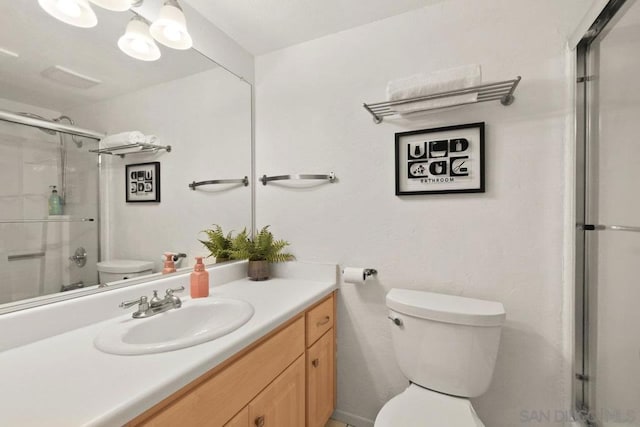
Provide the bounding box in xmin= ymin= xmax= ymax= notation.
xmin=129 ymin=292 xmax=336 ymax=427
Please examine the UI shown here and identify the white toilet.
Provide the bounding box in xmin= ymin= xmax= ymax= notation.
xmin=97 ymin=259 xmax=155 ymax=283
xmin=375 ymin=288 xmax=506 ymax=427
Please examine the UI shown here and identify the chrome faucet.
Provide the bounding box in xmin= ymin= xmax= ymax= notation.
xmin=120 ymin=286 xmax=185 ymax=319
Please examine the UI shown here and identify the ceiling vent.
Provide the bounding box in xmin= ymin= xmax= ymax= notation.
xmin=41 ymin=65 xmax=102 ymax=89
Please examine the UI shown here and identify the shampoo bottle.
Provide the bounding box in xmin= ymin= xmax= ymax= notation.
xmin=162 ymin=253 xmax=176 ymax=274
xmin=190 ymin=257 xmax=209 ymax=298
xmin=48 ymin=185 xmax=63 ymax=215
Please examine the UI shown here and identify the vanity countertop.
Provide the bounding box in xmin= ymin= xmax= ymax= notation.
xmin=0 ymin=274 xmax=337 ymax=426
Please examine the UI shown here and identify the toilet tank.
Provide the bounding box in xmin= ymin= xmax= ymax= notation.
xmin=97 ymin=260 xmax=155 ymax=283
xmin=386 ymin=288 xmax=506 ymax=398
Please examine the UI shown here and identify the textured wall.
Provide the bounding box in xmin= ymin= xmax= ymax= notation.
xmin=255 ymin=1 xmax=592 ymax=425
xmin=69 ymin=67 xmax=252 ymax=272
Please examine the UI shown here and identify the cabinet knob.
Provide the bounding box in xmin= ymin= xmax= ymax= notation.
xmin=255 ymin=415 xmax=265 ymax=427
xmin=312 ymin=358 xmax=320 ymax=367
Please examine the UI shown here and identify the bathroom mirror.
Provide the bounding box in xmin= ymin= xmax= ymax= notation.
xmin=0 ymin=1 xmax=252 ymax=312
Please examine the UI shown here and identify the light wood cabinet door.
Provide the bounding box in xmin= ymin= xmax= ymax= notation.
xmin=224 ymin=407 xmax=249 ymax=427
xmin=306 ymin=329 xmax=335 ymax=427
xmin=249 ymin=355 xmax=305 ymax=427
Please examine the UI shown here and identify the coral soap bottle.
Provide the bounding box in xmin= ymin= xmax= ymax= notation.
xmin=162 ymin=253 xmax=176 ymax=274
xmin=190 ymin=257 xmax=209 ymax=298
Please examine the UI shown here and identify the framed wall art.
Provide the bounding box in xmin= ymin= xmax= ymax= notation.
xmin=126 ymin=162 xmax=161 ymax=203
xmin=395 ymin=122 xmax=485 ymax=195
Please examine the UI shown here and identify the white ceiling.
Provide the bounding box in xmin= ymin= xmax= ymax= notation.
xmin=185 ymin=0 xmax=440 ymax=55
xmin=0 ymin=2 xmax=216 ymax=112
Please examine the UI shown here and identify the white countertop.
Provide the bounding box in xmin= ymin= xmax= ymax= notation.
xmin=0 ymin=275 xmax=337 ymax=426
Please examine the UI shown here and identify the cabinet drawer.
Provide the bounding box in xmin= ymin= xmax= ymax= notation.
xmin=306 ymin=294 xmax=334 ymax=347
xmin=134 ymin=316 xmax=305 ymax=427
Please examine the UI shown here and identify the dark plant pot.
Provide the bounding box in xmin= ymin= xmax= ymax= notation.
xmin=248 ymin=260 xmax=269 ymax=281
xmin=215 ymin=256 xmax=230 ymax=264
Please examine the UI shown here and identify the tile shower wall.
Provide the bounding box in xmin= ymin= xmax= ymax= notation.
xmin=255 ymin=1 xmax=593 ymax=426
xmin=0 ymin=99 xmax=99 ymax=304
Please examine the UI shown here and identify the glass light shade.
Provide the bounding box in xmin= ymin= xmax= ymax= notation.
xmin=38 ymin=0 xmax=98 ymax=28
xmin=88 ymin=0 xmax=132 ymax=12
xmin=149 ymin=3 xmax=193 ymax=50
xmin=118 ymin=17 xmax=161 ymax=61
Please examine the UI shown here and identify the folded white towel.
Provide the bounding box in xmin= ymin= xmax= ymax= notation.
xmin=144 ymin=135 xmax=159 ymax=145
xmin=386 ymin=64 xmax=482 ymax=114
xmin=99 ymin=131 xmax=146 ymax=148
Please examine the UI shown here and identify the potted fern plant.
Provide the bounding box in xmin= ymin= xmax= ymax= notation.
xmin=199 ymin=225 xmax=234 ymax=263
xmin=230 ymin=226 xmax=295 ymax=281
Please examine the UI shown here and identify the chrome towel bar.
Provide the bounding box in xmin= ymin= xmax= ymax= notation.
xmin=0 ymin=218 xmax=95 ymax=224
xmin=584 ymin=224 xmax=640 ymax=233
xmin=261 ymin=173 xmax=336 ymax=185
xmin=189 ymin=177 xmax=249 ymax=190
xmin=89 ymin=142 xmax=171 ymax=158
xmin=363 ymin=76 xmax=521 ymax=124
xmin=8 ymin=252 xmax=45 ymax=261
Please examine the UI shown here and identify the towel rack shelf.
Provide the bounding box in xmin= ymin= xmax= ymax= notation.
xmin=189 ymin=177 xmax=249 ymax=190
xmin=261 ymin=173 xmax=336 ymax=185
xmin=89 ymin=142 xmax=172 ymax=158
xmin=363 ymin=76 xmax=522 ymax=124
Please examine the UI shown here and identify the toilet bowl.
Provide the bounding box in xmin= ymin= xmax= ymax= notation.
xmin=97 ymin=259 xmax=154 ymax=283
xmin=375 ymin=384 xmax=484 ymax=427
xmin=374 ymin=288 xmax=506 ymax=427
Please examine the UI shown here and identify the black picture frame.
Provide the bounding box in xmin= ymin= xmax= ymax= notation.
xmin=395 ymin=122 xmax=485 ymax=195
xmin=125 ymin=162 xmax=161 ymax=203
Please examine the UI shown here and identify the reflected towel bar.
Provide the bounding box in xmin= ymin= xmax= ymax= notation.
xmin=0 ymin=218 xmax=95 ymax=224
xmin=8 ymin=252 xmax=45 ymax=261
xmin=189 ymin=177 xmax=249 ymax=190
xmin=584 ymin=224 xmax=640 ymax=232
xmin=261 ymin=173 xmax=336 ymax=185
xmin=89 ymin=143 xmax=171 ymax=158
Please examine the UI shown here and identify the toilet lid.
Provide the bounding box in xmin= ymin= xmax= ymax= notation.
xmin=375 ymin=384 xmax=484 ymax=427
xmin=97 ymin=260 xmax=154 ymax=273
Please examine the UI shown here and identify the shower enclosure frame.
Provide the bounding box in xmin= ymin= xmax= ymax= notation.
xmin=0 ymin=108 xmax=104 ymax=300
xmin=574 ymin=0 xmax=633 ymax=424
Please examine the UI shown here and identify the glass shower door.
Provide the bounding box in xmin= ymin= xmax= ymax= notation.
xmin=583 ymin=0 xmax=640 ymax=424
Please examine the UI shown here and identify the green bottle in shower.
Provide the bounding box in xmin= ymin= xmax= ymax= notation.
xmin=48 ymin=185 xmax=63 ymax=215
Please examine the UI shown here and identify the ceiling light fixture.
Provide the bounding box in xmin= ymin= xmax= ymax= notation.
xmin=149 ymin=0 xmax=193 ymax=50
xmin=38 ymin=0 xmax=98 ymax=28
xmin=88 ymin=0 xmax=142 ymax=12
xmin=118 ymin=16 xmax=161 ymax=61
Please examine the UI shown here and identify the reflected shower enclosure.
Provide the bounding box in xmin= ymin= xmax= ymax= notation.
xmin=0 ymin=107 xmax=99 ymax=304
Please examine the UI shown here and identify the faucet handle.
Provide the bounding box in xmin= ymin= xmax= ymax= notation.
xmin=165 ymin=286 xmax=185 ymax=296
xmin=120 ymin=296 xmax=149 ymax=310
xmin=150 ymin=290 xmax=162 ymax=305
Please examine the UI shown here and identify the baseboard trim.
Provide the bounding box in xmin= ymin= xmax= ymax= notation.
xmin=332 ymin=409 xmax=375 ymax=427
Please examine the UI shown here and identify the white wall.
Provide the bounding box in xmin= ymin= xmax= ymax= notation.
xmin=255 ymin=1 xmax=592 ymax=426
xmin=68 ymin=67 xmax=252 ymax=273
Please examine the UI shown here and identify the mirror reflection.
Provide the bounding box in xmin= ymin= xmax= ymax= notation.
xmin=0 ymin=1 xmax=252 ymax=309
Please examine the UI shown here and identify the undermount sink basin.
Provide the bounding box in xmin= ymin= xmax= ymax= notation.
xmin=94 ymin=297 xmax=254 ymax=355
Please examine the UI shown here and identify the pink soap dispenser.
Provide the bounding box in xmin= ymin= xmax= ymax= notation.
xmin=162 ymin=253 xmax=176 ymax=274
xmin=190 ymin=257 xmax=209 ymax=298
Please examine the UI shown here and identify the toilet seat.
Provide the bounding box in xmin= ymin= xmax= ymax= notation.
xmin=374 ymin=384 xmax=485 ymax=427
